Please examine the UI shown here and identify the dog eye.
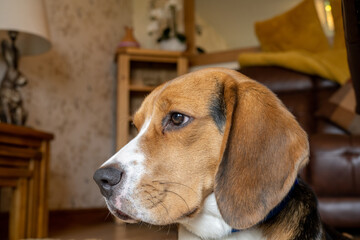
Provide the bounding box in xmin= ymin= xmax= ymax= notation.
xmin=171 ymin=112 xmax=188 ymax=126
xmin=163 ymin=112 xmax=192 ymax=132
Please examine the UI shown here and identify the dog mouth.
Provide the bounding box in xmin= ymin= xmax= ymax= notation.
xmin=113 ymin=208 xmax=140 ymax=224
xmin=106 ymin=201 xmax=139 ymax=223
xmin=111 ymin=204 xmax=199 ymax=225
xmin=107 ymin=196 xmax=199 ymax=225
xmin=180 ymin=207 xmax=200 ymax=219
xmin=114 ymin=209 xmax=135 ymax=221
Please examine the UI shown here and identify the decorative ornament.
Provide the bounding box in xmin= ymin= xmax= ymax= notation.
xmin=118 ymin=26 xmax=140 ymax=48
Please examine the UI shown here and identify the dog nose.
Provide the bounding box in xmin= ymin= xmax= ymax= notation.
xmin=93 ymin=167 xmax=123 ymax=198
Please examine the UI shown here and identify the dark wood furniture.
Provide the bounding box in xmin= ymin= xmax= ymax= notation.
xmin=0 ymin=123 xmax=53 ymax=240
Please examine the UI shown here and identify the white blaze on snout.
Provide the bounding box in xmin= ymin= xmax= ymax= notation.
xmin=101 ymin=118 xmax=152 ymax=197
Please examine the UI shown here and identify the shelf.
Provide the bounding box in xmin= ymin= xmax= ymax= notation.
xmin=117 ymin=47 xmax=185 ymax=57
xmin=130 ymin=55 xmax=179 ymax=63
xmin=116 ymin=48 xmax=187 ymax=64
xmin=129 ymin=85 xmax=156 ymax=92
xmin=116 ymin=48 xmax=188 ymax=151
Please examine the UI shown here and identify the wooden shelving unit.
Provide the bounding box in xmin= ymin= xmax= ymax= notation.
xmin=129 ymin=85 xmax=156 ymax=92
xmin=0 ymin=123 xmax=54 ymax=239
xmin=115 ymin=47 xmax=188 ymax=150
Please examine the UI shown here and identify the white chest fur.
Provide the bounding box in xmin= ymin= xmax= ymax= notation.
xmin=178 ymin=193 xmax=265 ymax=240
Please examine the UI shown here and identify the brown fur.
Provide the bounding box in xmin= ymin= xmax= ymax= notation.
xmin=129 ymin=68 xmax=309 ymax=230
xmin=215 ymin=74 xmax=309 ymax=230
xmin=132 ymin=70 xmax=226 ymax=224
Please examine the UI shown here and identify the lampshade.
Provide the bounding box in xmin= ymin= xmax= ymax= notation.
xmin=0 ymin=0 xmax=51 ymax=56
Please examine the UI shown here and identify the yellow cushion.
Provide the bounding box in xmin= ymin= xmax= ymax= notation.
xmin=255 ymin=0 xmax=330 ymax=52
xmin=238 ymin=49 xmax=350 ymax=85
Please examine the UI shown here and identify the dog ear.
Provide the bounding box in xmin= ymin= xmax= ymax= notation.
xmin=214 ymin=76 xmax=309 ymax=230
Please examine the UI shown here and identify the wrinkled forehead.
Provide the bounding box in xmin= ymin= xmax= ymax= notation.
xmin=133 ymin=70 xmax=229 ymax=128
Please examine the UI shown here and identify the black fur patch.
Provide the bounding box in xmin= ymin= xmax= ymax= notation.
xmin=209 ymin=82 xmax=226 ymax=133
xmin=260 ymin=179 xmax=352 ymax=240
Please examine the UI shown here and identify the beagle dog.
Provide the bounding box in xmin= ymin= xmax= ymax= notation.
xmin=94 ymin=68 xmax=351 ymax=240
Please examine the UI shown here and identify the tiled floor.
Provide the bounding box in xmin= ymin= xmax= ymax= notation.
xmin=49 ymin=222 xmax=177 ymax=240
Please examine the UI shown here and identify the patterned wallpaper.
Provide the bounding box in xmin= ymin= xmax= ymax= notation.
xmin=17 ymin=0 xmax=132 ymax=209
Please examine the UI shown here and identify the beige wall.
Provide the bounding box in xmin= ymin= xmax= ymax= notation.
xmin=0 ymin=0 xmax=132 ymax=210
xmin=132 ymin=0 xmax=153 ymax=49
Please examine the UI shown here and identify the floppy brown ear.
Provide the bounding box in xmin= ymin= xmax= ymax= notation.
xmin=214 ymin=76 xmax=309 ymax=230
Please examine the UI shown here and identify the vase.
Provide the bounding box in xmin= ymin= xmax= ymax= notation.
xmin=159 ymin=38 xmax=186 ymax=51
xmin=118 ymin=26 xmax=140 ymax=48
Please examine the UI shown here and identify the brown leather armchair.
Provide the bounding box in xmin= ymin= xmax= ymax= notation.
xmin=310 ymin=0 xmax=360 ymax=228
xmin=238 ymin=0 xmax=360 ymax=228
xmin=312 ymin=0 xmax=360 ymax=228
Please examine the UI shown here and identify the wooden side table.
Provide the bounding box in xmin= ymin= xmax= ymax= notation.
xmin=116 ymin=47 xmax=188 ymax=149
xmin=0 ymin=123 xmax=54 ymax=240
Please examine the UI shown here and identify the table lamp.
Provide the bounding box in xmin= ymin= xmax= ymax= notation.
xmin=0 ymin=0 xmax=51 ymax=125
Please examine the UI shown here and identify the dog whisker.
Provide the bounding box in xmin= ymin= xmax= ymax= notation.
xmin=158 ymin=200 xmax=170 ymax=215
xmin=166 ymin=224 xmax=172 ymax=235
xmin=152 ymin=180 xmax=198 ymax=195
xmin=158 ymin=200 xmax=175 ymax=223
xmin=144 ymin=190 xmax=172 ymax=223
xmin=144 ymin=185 xmax=188 ymax=225
xmin=105 ymin=211 xmax=112 ymax=221
xmin=165 ymin=189 xmax=190 ymax=212
xmin=144 ymin=190 xmax=160 ymax=209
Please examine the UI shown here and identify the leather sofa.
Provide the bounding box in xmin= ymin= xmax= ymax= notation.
xmin=237 ymin=0 xmax=360 ymax=229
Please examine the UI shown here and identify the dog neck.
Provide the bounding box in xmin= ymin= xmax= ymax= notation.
xmin=178 ymin=193 xmax=264 ymax=240
xmin=231 ymin=178 xmax=299 ymax=233
xmin=178 ymin=180 xmax=299 ymax=239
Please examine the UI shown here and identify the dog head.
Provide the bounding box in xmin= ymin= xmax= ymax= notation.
xmin=93 ymin=68 xmax=309 ymax=229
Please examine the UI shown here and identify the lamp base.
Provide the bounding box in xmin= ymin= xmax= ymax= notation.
xmin=0 ymin=34 xmax=28 ymax=126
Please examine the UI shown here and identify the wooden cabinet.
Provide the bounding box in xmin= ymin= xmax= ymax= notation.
xmin=116 ymin=48 xmax=188 ymax=149
xmin=0 ymin=123 xmax=53 ymax=239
